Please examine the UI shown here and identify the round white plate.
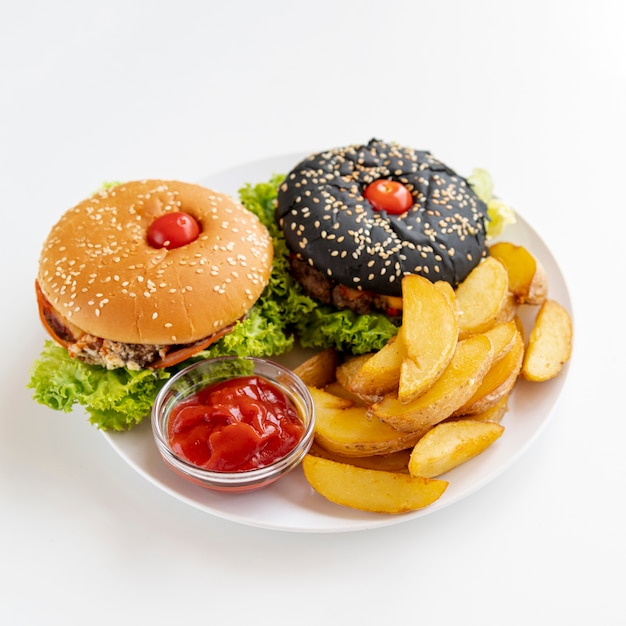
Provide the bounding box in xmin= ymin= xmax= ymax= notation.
xmin=102 ymin=153 xmax=573 ymax=533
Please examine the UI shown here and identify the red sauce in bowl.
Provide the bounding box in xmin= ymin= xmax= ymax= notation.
xmin=167 ymin=375 xmax=305 ymax=472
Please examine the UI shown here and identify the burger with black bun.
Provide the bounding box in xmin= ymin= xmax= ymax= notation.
xmin=275 ymin=138 xmax=489 ymax=319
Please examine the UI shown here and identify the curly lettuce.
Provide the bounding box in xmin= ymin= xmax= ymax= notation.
xmin=28 ymin=341 xmax=171 ymax=431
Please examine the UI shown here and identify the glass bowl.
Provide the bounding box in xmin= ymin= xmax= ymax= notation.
xmin=151 ymin=356 xmax=315 ymax=493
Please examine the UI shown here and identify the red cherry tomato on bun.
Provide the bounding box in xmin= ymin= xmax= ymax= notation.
xmin=147 ymin=212 xmax=201 ymax=249
xmin=364 ymin=179 xmax=413 ymax=215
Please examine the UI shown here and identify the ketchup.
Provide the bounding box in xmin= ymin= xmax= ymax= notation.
xmin=167 ymin=376 xmax=304 ymax=472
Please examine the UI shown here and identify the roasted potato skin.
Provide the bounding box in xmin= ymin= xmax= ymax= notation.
xmin=308 ymin=442 xmax=411 ymax=473
xmin=408 ymin=420 xmax=505 ymax=479
xmin=302 ymin=455 xmax=448 ymax=514
xmin=309 ymin=386 xmax=424 ymax=457
xmin=343 ymin=337 xmax=405 ymax=398
xmin=455 ymin=328 xmax=524 ymax=416
xmin=397 ymin=274 xmax=458 ymax=402
xmin=489 ymin=241 xmax=548 ymax=305
xmin=372 ymin=334 xmax=494 ymax=433
xmin=293 ymin=348 xmax=341 ymax=388
xmin=521 ymin=299 xmax=573 ymax=381
xmin=455 ymin=256 xmax=510 ymax=338
xmin=452 ymin=393 xmax=510 ymax=424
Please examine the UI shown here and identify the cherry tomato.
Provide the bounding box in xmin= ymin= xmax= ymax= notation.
xmin=147 ymin=212 xmax=201 ymax=249
xmin=363 ymin=179 xmax=413 ymax=215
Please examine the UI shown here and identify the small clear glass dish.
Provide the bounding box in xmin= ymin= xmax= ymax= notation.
xmin=151 ymin=356 xmax=315 ymax=493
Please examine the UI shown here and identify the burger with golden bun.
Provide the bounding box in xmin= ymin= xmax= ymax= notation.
xmin=30 ymin=179 xmax=297 ymax=431
xmin=36 ymin=179 xmax=273 ymax=370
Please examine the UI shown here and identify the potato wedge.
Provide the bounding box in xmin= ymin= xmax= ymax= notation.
xmin=398 ymin=274 xmax=458 ymax=402
xmin=309 ymin=386 xmax=424 ymax=456
xmin=513 ymin=314 xmax=526 ymax=343
xmin=336 ymin=353 xmax=372 ymax=387
xmin=372 ymin=334 xmax=493 ymax=433
xmin=398 ymin=358 xmax=429 ymax=404
xmin=521 ymin=299 xmax=573 ymax=381
xmin=408 ymin=420 xmax=505 ymax=478
xmin=302 ymin=455 xmax=448 ymax=514
xmin=346 ymin=332 xmax=406 ymax=397
xmin=335 ymin=354 xmax=382 ymax=404
xmin=293 ymin=348 xmax=340 ymax=388
xmin=308 ymin=441 xmax=411 ymax=473
xmin=455 ymin=256 xmax=510 ymax=338
xmin=433 ymin=280 xmax=457 ymax=313
xmin=453 ymin=393 xmax=509 ymax=424
xmin=489 ymin=241 xmax=548 ymax=305
xmin=455 ymin=328 xmax=524 ymax=416
xmin=323 ymin=381 xmax=369 ymax=406
xmin=482 ymin=320 xmax=518 ymax=364
xmin=492 ymin=292 xmax=518 ymax=326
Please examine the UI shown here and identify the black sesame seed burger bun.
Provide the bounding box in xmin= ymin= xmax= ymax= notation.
xmin=275 ymin=139 xmax=488 ymax=306
xmin=36 ymin=180 xmax=273 ymax=369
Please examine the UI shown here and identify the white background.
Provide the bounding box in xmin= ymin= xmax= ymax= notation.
xmin=2 ymin=1 xmax=624 ymax=624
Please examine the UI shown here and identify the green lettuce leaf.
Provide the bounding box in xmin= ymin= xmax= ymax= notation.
xmin=238 ymin=175 xmax=317 ymax=326
xmin=467 ymin=168 xmax=516 ymax=239
xmin=294 ymin=306 xmax=397 ymax=354
xmin=28 ymin=341 xmax=171 ymax=431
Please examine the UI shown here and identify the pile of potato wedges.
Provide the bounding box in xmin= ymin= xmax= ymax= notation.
xmin=294 ymin=242 xmax=573 ymax=514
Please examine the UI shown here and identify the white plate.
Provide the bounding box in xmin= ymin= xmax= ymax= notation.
xmin=102 ymin=153 xmax=573 ymax=533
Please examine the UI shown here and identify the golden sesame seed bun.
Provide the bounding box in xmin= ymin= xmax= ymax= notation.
xmin=37 ymin=179 xmax=273 ymax=345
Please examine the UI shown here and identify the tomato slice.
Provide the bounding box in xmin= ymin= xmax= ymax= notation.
xmin=364 ymin=179 xmax=413 ymax=215
xmin=150 ymin=323 xmax=236 ymax=368
xmin=147 ymin=212 xmax=201 ymax=249
xmin=36 ymin=280 xmax=70 ymax=348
